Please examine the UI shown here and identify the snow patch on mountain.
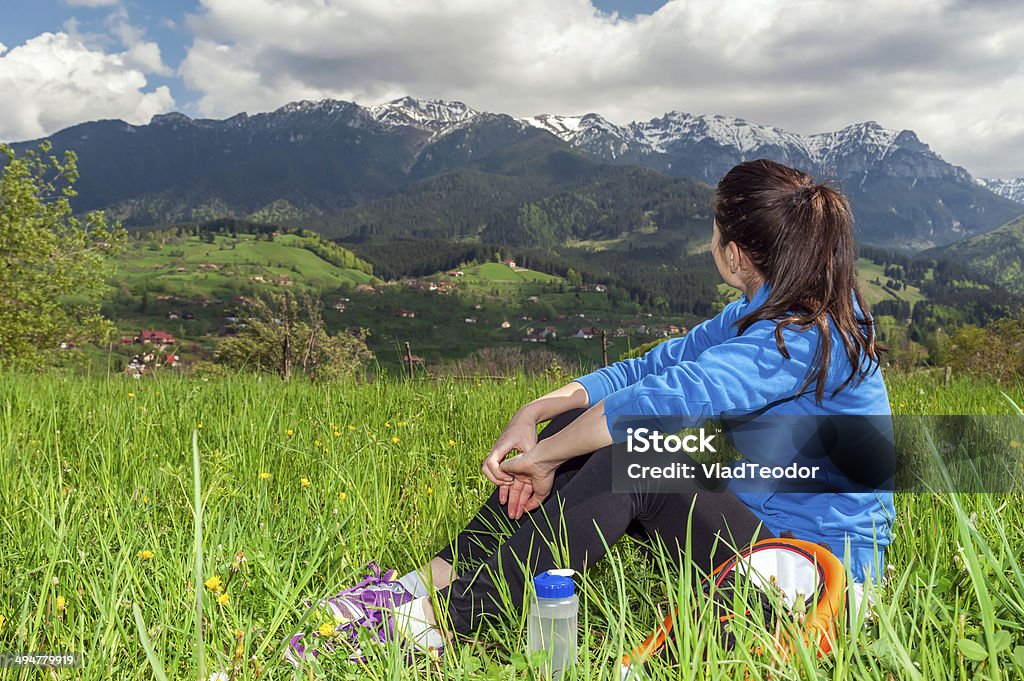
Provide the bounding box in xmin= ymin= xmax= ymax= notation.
xmin=977 ymin=177 xmax=1024 ymax=205
xmin=632 ymin=112 xmax=804 ymax=155
xmin=369 ymin=96 xmax=479 ymax=134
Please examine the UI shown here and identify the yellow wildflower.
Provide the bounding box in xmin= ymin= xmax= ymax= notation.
xmin=318 ymin=623 xmax=337 ymax=637
xmin=127 ymin=392 xmax=136 ymax=399
xmin=347 ymin=425 xmax=356 ymax=431
xmin=448 ymin=439 xmax=456 ymax=447
xmin=333 ymin=430 xmax=341 ymax=438
xmin=197 ymin=423 xmax=203 ymax=429
xmin=217 ymin=592 xmax=230 ymax=605
xmin=204 ymin=575 xmax=224 ymax=592
xmin=314 ymin=439 xmax=322 ymax=447
xmin=385 ymin=422 xmax=391 ymax=428
xmin=300 ymin=477 xmax=311 ymax=487
xmin=392 ymin=437 xmax=401 ymax=444
xmin=286 ymin=429 xmax=294 ymax=437
xmin=258 ymin=472 xmax=271 ymax=480
xmin=397 ymin=421 xmax=406 ymax=427
xmin=138 ymin=549 xmax=155 ymax=561
xmin=338 ymin=492 xmax=347 ymax=502
xmin=426 ymin=487 xmax=433 ymax=495
xmin=56 ymin=595 xmax=66 ymax=611
xmin=142 ymin=495 xmax=149 ymax=504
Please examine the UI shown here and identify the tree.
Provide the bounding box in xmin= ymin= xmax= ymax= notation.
xmin=0 ymin=142 xmax=125 ymax=364
xmin=214 ymin=291 xmax=374 ymax=381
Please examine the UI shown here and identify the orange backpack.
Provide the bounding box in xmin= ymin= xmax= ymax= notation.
xmin=620 ymin=537 xmax=846 ymax=677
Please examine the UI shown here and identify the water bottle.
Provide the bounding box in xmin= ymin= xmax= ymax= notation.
xmin=527 ymin=570 xmax=578 ymax=679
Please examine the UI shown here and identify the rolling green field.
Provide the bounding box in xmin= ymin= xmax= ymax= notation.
xmin=111 ymin=233 xmax=376 ymax=299
xmin=2 ymin=371 xmax=1024 ymax=680
xmin=100 ymin=234 xmax=693 ymax=373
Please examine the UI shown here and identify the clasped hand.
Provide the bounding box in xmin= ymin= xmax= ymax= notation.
xmin=480 ymin=418 xmax=557 ymax=520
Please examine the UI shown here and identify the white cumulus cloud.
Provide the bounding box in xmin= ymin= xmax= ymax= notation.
xmin=178 ymin=0 xmax=1024 ymax=177
xmin=0 ymin=32 xmax=174 ymax=142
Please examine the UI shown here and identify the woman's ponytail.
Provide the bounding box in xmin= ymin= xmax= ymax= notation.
xmin=714 ymin=160 xmax=880 ymax=401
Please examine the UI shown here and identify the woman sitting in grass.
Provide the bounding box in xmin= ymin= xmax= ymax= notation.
xmin=287 ymin=158 xmax=894 ymax=663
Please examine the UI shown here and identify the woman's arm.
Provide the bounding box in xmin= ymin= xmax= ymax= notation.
xmin=480 ymin=381 xmax=591 ymax=501
xmin=500 ymin=400 xmax=613 ymax=519
xmin=574 ymin=309 xmax=741 ymax=407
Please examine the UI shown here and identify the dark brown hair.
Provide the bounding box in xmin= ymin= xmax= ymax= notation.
xmin=713 ymin=158 xmax=880 ymax=401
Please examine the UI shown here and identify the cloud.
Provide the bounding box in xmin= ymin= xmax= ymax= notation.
xmin=106 ymin=7 xmax=173 ymax=75
xmin=177 ymin=0 xmax=1024 ymax=177
xmin=0 ymin=32 xmax=173 ymax=141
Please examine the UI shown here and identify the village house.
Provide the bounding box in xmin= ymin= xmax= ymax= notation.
xmin=521 ymin=327 xmax=557 ymax=343
xmin=123 ymin=330 xmax=176 ymax=345
xmin=447 ymin=269 xmax=465 ymax=277
xmin=574 ymin=326 xmax=599 ymax=339
xmin=355 ymin=284 xmax=376 ymax=294
xmin=395 ymin=309 xmax=416 ymax=318
xmin=500 ymin=320 xmax=511 ymax=329
xmin=464 ymin=317 xmax=478 ymax=324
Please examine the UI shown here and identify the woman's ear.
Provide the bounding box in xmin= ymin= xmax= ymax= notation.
xmin=727 ymin=241 xmax=742 ymax=274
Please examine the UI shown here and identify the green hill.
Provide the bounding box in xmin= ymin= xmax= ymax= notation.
xmin=938 ymin=213 xmax=1024 ymax=293
xmin=109 ymin=232 xmax=375 ymax=300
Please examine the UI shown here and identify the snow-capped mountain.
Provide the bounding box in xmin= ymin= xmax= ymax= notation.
xmin=978 ymin=178 xmax=1024 ymax=205
xmin=519 ymin=113 xmax=639 ymax=158
xmin=517 ymin=110 xmax=963 ymax=184
xmin=9 ymin=95 xmax=1021 ymax=246
xmin=369 ymin=96 xmax=479 ymax=133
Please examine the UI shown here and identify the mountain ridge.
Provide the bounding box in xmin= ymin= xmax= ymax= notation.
xmin=6 ymin=96 xmax=1020 ymax=248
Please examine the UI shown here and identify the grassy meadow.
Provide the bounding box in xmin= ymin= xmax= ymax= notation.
xmin=1 ymin=370 xmax=1024 ymax=680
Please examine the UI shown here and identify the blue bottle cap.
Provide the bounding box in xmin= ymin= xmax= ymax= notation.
xmin=533 ymin=570 xmax=576 ymax=599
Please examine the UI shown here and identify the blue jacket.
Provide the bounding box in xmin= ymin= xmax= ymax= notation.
xmin=574 ymin=283 xmax=894 ymax=582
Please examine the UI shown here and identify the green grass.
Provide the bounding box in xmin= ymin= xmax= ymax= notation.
xmin=855 ymin=258 xmax=926 ymax=308
xmin=2 ymin=371 xmax=1023 ymax=680
xmin=112 ymin=234 xmax=375 ymax=299
xmin=458 ymin=262 xmax=562 ymax=284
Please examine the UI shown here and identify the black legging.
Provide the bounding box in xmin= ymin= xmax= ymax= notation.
xmin=435 ymin=409 xmax=775 ymax=634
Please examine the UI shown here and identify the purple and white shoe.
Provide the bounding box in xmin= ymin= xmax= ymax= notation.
xmin=285 ymin=562 xmax=416 ymax=666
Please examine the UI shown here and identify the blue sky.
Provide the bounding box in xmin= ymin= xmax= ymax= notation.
xmin=1 ymin=0 xmax=1023 ymax=177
